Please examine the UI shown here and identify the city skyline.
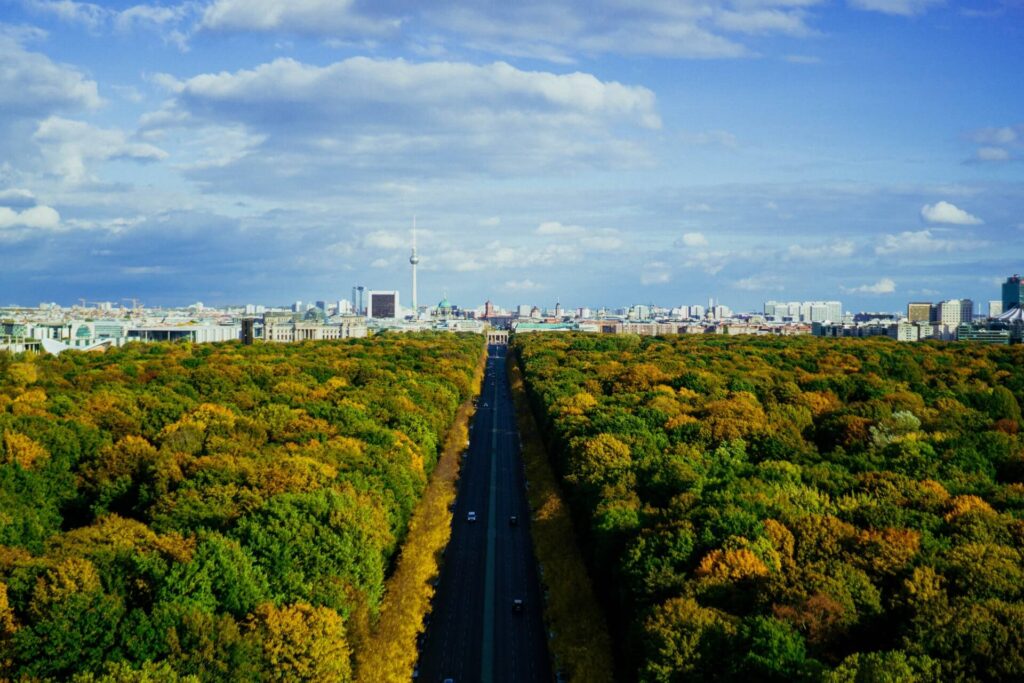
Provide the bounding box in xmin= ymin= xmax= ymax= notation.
xmin=0 ymin=1 xmax=1021 ymax=310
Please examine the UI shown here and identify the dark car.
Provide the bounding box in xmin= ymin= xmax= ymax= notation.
xmin=509 ymin=515 xmax=518 ymax=526
xmin=512 ymin=598 xmax=524 ymax=613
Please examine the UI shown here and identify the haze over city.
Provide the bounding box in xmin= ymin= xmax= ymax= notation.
xmin=0 ymin=0 xmax=1021 ymax=310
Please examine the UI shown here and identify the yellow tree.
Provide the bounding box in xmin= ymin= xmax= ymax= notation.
xmin=245 ymin=602 xmax=352 ymax=682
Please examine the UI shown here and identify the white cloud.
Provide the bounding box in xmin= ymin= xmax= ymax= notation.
xmin=842 ymin=277 xmax=896 ymax=294
xmin=735 ymin=275 xmax=784 ymax=291
xmin=920 ymin=200 xmax=982 ymax=225
xmin=536 ymin=221 xmax=585 ymax=236
xmin=363 ymin=230 xmax=408 ymax=249
xmin=195 ymin=1 xmax=829 ymax=61
xmin=503 ymin=279 xmax=542 ymax=291
xmin=683 ymin=250 xmax=730 ymax=275
xmin=121 ymin=265 xmax=174 ymax=275
xmin=641 ymin=262 xmax=671 ymax=285
xmin=479 ymin=216 xmax=501 ymax=227
xmin=0 ymin=35 xmax=102 ymax=114
xmin=33 ymin=117 xmax=168 ymax=184
xmin=714 ymin=9 xmax=814 ymax=36
xmin=370 ymin=257 xmax=391 ymax=268
xmin=200 ymin=0 xmax=398 ymax=35
xmin=0 ymin=205 xmax=60 ymax=230
xmin=153 ymin=56 xmax=660 ymax=189
xmin=677 ymin=231 xmax=709 ymax=247
xmin=0 ymin=188 xmax=37 ymax=207
xmin=179 ymin=57 xmax=660 ymax=129
xmin=581 ymin=235 xmax=624 ymax=251
xmin=786 ymin=240 xmax=855 ymax=260
xmin=25 ymin=0 xmax=109 ymax=29
xmin=875 ymin=229 xmax=958 ymax=255
xmin=966 ymin=124 xmax=1023 ymax=164
xmin=847 ymin=0 xmax=943 ymax=16
xmin=971 ymin=126 xmax=1019 ymax=145
xmin=976 ymin=147 xmax=1011 ymax=162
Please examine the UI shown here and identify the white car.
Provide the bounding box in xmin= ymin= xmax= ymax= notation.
xmin=467 ymin=511 xmax=477 ymax=522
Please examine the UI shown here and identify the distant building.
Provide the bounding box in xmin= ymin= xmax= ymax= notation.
xmin=894 ymin=320 xmax=936 ymax=342
xmin=367 ymin=291 xmax=399 ymax=319
xmin=766 ymin=300 xmax=841 ymax=322
xmin=516 ymin=304 xmax=533 ymax=317
xmin=351 ymin=286 xmax=365 ymax=316
xmin=989 ymin=299 xmax=1004 ymax=318
xmin=264 ymin=318 xmax=367 ymax=342
xmin=292 ymin=301 xmax=303 ymax=313
xmin=907 ymin=302 xmax=933 ymax=323
xmin=957 ymin=323 xmax=1011 ymax=345
xmin=241 ymin=318 xmax=256 ymax=345
xmin=483 ymin=300 xmax=495 ymax=318
xmin=1002 ymin=274 xmax=1024 ymax=313
xmin=315 ymin=300 xmax=327 ymax=312
xmin=938 ymin=299 xmax=973 ymax=326
xmin=853 ymin=312 xmax=899 ymax=323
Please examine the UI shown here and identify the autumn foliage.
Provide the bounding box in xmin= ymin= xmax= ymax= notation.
xmin=0 ymin=333 xmax=483 ymax=680
xmin=515 ymin=332 xmax=1024 ymax=681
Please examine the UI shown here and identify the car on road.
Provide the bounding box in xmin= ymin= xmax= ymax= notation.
xmin=467 ymin=511 xmax=477 ymax=522
xmin=509 ymin=515 xmax=518 ymax=526
xmin=512 ymin=598 xmax=524 ymax=613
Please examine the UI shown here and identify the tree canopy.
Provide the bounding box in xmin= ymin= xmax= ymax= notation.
xmin=514 ymin=333 xmax=1024 ymax=682
xmin=0 ymin=333 xmax=483 ymax=680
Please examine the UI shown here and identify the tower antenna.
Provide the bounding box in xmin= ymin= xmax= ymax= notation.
xmin=409 ymin=216 xmax=420 ymax=317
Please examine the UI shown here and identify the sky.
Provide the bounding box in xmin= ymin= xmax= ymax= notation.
xmin=0 ymin=0 xmax=1021 ymax=313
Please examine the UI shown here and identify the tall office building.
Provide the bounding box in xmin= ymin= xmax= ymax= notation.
xmin=367 ymin=290 xmax=399 ymax=319
xmin=938 ymin=299 xmax=973 ymax=326
xmin=1002 ymin=275 xmax=1024 ymax=313
xmin=351 ymin=286 xmax=365 ymax=316
xmin=989 ymin=300 xmax=1003 ymax=318
xmin=907 ymin=302 xmax=933 ymax=323
xmin=292 ymin=301 xmax=302 ymax=313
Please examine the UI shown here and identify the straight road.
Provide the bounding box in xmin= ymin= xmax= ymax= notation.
xmin=418 ymin=344 xmax=551 ymax=682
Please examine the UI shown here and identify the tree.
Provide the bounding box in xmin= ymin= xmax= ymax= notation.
xmin=640 ymin=597 xmax=736 ymax=682
xmin=244 ymin=602 xmax=352 ymax=682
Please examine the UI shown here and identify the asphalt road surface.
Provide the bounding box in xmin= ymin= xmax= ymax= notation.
xmin=418 ymin=344 xmax=552 ymax=683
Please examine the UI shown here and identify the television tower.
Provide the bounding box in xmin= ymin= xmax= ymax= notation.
xmin=409 ymin=216 xmax=420 ymax=316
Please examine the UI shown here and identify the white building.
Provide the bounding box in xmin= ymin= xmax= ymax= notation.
xmin=263 ymin=319 xmax=367 ymax=342
xmin=939 ymin=299 xmax=973 ymax=326
xmin=766 ymin=300 xmax=841 ymax=322
xmin=989 ymin=299 xmax=1003 ymax=318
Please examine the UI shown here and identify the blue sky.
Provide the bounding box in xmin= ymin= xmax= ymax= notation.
xmin=0 ymin=0 xmax=1021 ymax=312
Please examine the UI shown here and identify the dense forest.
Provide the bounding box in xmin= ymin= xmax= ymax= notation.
xmin=514 ymin=333 xmax=1024 ymax=682
xmin=0 ymin=333 xmax=483 ymax=681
